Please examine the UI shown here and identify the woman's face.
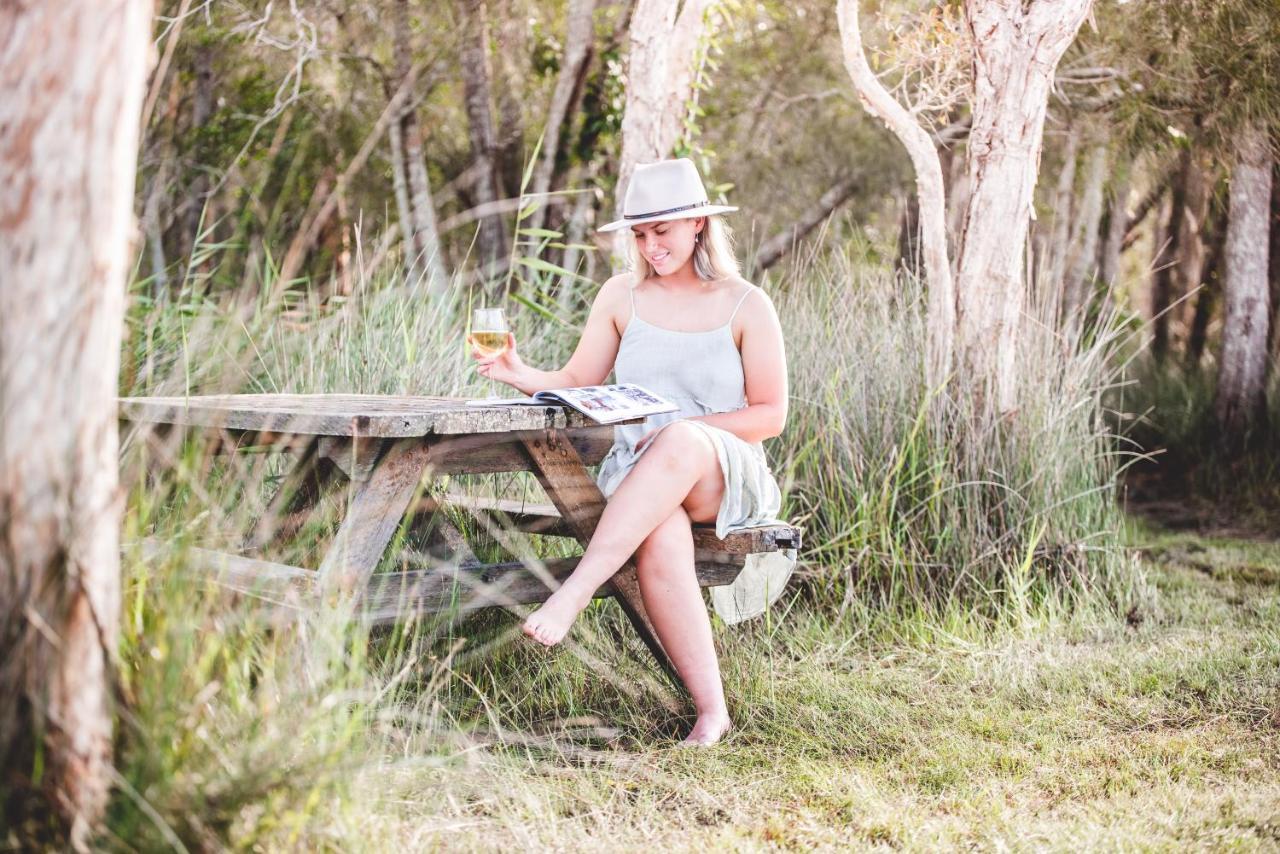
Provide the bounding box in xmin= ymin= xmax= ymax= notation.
xmin=632 ymin=216 xmax=704 ymax=276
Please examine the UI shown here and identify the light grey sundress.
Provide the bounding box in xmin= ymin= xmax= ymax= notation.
xmin=595 ymin=283 xmax=785 ymax=541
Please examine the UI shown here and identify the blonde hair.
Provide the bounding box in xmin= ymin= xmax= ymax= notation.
xmin=627 ymin=214 xmax=741 ymax=284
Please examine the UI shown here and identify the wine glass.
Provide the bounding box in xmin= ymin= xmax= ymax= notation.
xmin=469 ymin=307 xmax=509 ymax=358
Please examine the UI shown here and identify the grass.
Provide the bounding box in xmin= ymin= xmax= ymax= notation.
xmin=96 ymin=229 xmax=1274 ymax=849
xmin=1112 ymin=356 xmax=1280 ymax=535
xmin=334 ymin=520 xmax=1280 ymax=850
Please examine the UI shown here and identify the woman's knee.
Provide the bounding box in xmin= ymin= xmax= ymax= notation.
xmin=646 ymin=421 xmax=716 ymax=472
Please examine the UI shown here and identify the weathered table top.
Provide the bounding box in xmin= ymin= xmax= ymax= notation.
xmin=119 ymin=393 xmax=639 ymax=437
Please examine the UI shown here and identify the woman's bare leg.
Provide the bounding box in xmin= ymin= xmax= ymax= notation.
xmin=633 ymin=507 xmax=731 ymax=745
xmin=522 ymin=421 xmax=724 ymax=646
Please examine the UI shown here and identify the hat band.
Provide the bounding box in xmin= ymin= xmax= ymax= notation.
xmin=624 ymin=200 xmax=709 ymax=220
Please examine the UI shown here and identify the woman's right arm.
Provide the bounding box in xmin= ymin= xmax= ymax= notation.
xmin=472 ymin=275 xmax=630 ymax=394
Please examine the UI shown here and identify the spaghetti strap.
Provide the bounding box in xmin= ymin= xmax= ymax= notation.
xmin=629 ymin=284 xmax=637 ymax=320
xmin=727 ymin=285 xmax=757 ymax=325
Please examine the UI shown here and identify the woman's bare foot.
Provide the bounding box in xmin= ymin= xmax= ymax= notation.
xmin=681 ymin=712 xmax=732 ymax=746
xmin=522 ymin=584 xmax=592 ymax=646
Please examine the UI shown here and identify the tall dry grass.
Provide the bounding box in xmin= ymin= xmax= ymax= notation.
xmin=106 ymin=221 xmax=1147 ymax=846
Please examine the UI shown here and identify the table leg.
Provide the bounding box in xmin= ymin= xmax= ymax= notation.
xmin=317 ymin=438 xmax=434 ymax=597
xmin=245 ymin=437 xmax=342 ymax=552
xmin=519 ymin=430 xmax=680 ymax=686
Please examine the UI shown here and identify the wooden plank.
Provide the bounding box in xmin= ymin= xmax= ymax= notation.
xmin=422 ymin=427 xmax=616 ymax=473
xmin=360 ymin=557 xmax=744 ymax=624
xmin=317 ymin=436 xmax=386 ymax=482
xmin=438 ymin=493 xmax=803 ymax=554
xmin=518 ymin=430 xmax=678 ymax=684
xmin=245 ymin=439 xmax=343 ymax=551
xmin=118 ymin=393 xmax=641 ymax=438
xmin=317 ymin=438 xmax=434 ymax=595
xmin=140 ymin=538 xmax=315 ymax=600
xmin=138 ymin=538 xmax=742 ymax=625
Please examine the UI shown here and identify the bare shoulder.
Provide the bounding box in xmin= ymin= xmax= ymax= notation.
xmin=593 ymin=273 xmax=636 ymax=333
xmin=727 ymin=277 xmax=781 ymax=345
xmin=729 ymin=277 xmax=778 ymax=323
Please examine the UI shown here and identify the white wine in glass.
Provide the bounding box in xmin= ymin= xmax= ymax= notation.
xmin=469 ymin=307 xmax=509 ymax=357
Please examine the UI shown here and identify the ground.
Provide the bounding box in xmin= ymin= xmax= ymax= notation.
xmin=341 ymin=521 xmax=1280 ymax=851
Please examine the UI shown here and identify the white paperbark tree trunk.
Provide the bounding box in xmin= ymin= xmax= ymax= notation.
xmin=393 ymin=0 xmax=446 ymax=293
xmin=1097 ymin=166 xmax=1131 ymax=289
xmin=388 ymin=114 xmax=417 ymax=271
xmin=954 ymin=0 xmax=1095 ymax=413
xmin=527 ymin=0 xmax=598 ymax=234
xmin=0 ymin=0 xmax=150 ymax=847
xmin=460 ymin=0 xmax=509 ymax=276
xmin=1063 ymin=138 xmax=1109 ymax=323
xmin=836 ymin=0 xmax=954 ymax=389
xmin=613 ymin=0 xmax=715 ymax=262
xmin=1215 ymin=122 xmax=1273 ymax=438
xmin=1045 ymin=127 xmax=1080 ymax=292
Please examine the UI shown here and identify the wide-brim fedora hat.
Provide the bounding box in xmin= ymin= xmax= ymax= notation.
xmin=597 ymin=158 xmax=738 ymax=233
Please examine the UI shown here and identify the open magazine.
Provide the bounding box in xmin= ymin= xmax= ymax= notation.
xmin=466 ymin=383 xmax=677 ymax=425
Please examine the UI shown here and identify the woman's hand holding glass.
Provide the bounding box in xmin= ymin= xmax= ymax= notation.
xmin=470 ymin=330 xmax=528 ymax=386
xmin=468 ymin=308 xmax=527 ymax=389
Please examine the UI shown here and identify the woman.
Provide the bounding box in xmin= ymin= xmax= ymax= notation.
xmin=471 ymin=158 xmax=788 ymax=746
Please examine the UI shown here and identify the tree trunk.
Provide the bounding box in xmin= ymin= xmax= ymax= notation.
xmin=388 ymin=111 xmax=417 ymax=273
xmin=142 ymin=165 xmax=170 ymax=300
xmin=527 ymin=0 xmax=598 ymax=235
xmin=1268 ymin=161 xmax=1280 ymax=356
xmin=1045 ymin=127 xmax=1080 ymax=292
xmin=616 ymin=0 xmax=715 ymax=211
xmin=1215 ymin=122 xmax=1273 ymax=439
xmin=1097 ymin=164 xmax=1131 ymax=288
xmin=459 ymin=0 xmax=509 ymax=278
xmin=954 ymin=0 xmax=1095 ymax=413
xmin=559 ymin=166 xmax=599 ymax=313
xmin=837 ymin=0 xmax=954 ymax=390
xmin=944 ymin=143 xmax=968 ymax=262
xmin=1187 ymin=204 xmax=1225 ymax=368
xmin=896 ymin=189 xmax=922 ymax=280
xmin=1151 ymin=149 xmax=1190 ymax=362
xmin=492 ymin=0 xmax=528 ymax=195
xmin=0 ymin=1 xmax=150 ymax=847
xmin=393 ymin=0 xmax=447 ymax=293
xmin=183 ymin=40 xmax=214 ymax=267
xmin=1063 ymin=138 xmax=1109 ymax=323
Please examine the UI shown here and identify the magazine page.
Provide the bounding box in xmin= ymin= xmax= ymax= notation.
xmin=541 ymin=384 xmax=676 ymax=424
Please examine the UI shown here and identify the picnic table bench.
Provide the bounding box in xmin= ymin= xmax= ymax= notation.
xmin=120 ymin=394 xmax=801 ymax=680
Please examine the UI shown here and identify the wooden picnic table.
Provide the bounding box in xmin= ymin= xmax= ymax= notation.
xmin=120 ymin=393 xmax=801 ymax=681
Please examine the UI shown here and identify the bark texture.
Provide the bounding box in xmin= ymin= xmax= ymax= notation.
xmin=837 ymin=0 xmax=954 ymax=389
xmin=954 ymin=0 xmax=1094 ymax=413
xmin=459 ymin=0 xmax=509 ymax=276
xmin=1215 ymin=123 xmax=1273 ymax=438
xmin=1044 ymin=127 xmax=1080 ymax=291
xmin=1063 ymin=138 xmax=1109 ymax=322
xmin=1187 ymin=205 xmax=1224 ymax=367
xmin=617 ymin=0 xmax=715 ymax=205
xmin=1151 ymin=151 xmax=1190 ymax=361
xmin=0 ymin=0 xmax=150 ymax=846
xmin=527 ymin=0 xmax=598 ymax=234
xmin=392 ymin=0 xmax=446 ymax=292
xmin=1097 ymin=165 xmax=1131 ymax=289
xmin=491 ymin=0 xmax=529 ymax=194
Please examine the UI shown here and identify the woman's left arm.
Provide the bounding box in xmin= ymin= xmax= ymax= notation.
xmin=688 ymin=286 xmax=789 ymax=443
